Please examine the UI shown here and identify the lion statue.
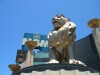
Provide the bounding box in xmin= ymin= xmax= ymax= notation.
xmin=48 ymin=14 xmax=76 ymax=63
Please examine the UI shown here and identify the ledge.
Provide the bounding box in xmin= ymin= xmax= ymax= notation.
xmin=12 ymin=64 xmax=99 ymax=75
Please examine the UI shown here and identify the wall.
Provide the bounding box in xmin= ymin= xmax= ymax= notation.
xmin=73 ymin=34 xmax=100 ymax=71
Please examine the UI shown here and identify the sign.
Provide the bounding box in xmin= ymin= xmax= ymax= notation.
xmin=22 ymin=33 xmax=49 ymax=52
xmin=20 ymin=33 xmax=49 ymax=65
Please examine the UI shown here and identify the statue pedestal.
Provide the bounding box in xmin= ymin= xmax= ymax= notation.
xmin=11 ymin=64 xmax=99 ymax=75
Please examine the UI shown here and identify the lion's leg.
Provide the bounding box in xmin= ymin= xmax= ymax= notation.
xmin=51 ymin=47 xmax=63 ymax=63
xmin=56 ymin=50 xmax=63 ymax=63
xmin=62 ymin=44 xmax=69 ymax=62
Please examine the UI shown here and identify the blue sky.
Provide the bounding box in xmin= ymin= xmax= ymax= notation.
xmin=0 ymin=0 xmax=100 ymax=75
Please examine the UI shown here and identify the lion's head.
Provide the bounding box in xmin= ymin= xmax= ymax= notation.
xmin=52 ymin=14 xmax=70 ymax=30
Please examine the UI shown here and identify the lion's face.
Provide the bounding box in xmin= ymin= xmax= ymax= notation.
xmin=52 ymin=15 xmax=68 ymax=29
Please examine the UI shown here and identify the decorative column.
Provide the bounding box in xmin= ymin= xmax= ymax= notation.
xmin=8 ymin=41 xmax=37 ymax=73
xmin=25 ymin=41 xmax=37 ymax=67
xmin=19 ymin=41 xmax=37 ymax=68
xmin=88 ymin=18 xmax=100 ymax=58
